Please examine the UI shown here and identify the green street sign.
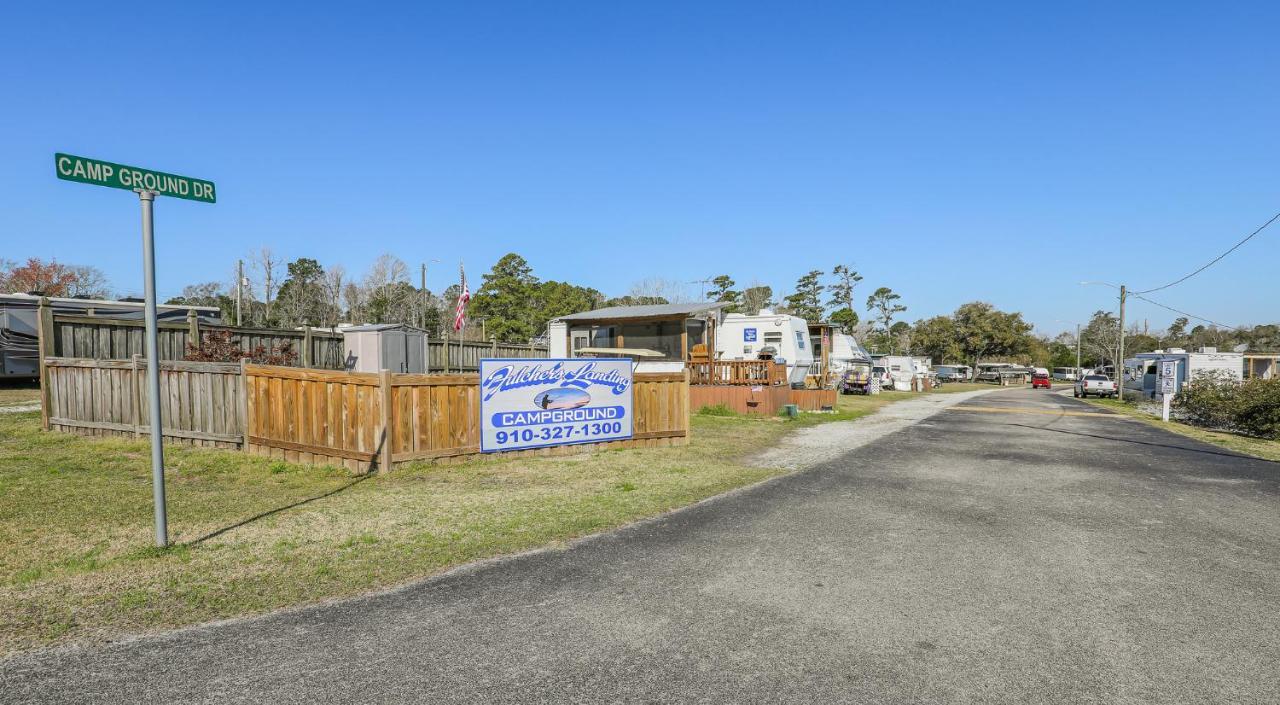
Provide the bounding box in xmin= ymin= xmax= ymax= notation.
xmin=54 ymin=152 xmax=216 ymax=203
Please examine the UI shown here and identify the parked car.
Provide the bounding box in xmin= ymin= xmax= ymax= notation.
xmin=1074 ymin=374 xmax=1117 ymax=398
xmin=872 ymin=365 xmax=893 ymax=390
xmin=1031 ymin=372 xmax=1052 ymax=389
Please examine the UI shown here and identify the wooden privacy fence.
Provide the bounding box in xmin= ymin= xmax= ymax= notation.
xmin=45 ymin=310 xmax=547 ymax=372
xmin=43 ymin=357 xmax=244 ymax=447
xmin=50 ymin=313 xmax=344 ymax=368
xmin=243 ymin=365 xmax=690 ymax=472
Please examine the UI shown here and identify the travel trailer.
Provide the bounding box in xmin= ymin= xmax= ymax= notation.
xmin=0 ymin=293 xmax=219 ymax=378
xmin=828 ymin=331 xmax=874 ymax=394
xmin=1123 ymin=348 xmax=1243 ymax=399
xmin=871 ymin=354 xmax=916 ymax=390
xmin=717 ymin=310 xmax=814 ymax=386
xmin=827 ymin=331 xmax=871 ymax=376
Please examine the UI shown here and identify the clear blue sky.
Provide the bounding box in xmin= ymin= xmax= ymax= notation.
xmin=4 ymin=1 xmax=1277 ymax=335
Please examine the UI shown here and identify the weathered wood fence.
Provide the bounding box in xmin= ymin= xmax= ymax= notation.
xmin=42 ymin=357 xmax=690 ymax=472
xmin=43 ymin=357 xmax=244 ymax=448
xmin=43 ymin=309 xmax=547 ymax=372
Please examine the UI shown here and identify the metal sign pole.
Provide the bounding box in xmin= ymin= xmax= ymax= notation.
xmin=138 ymin=190 xmax=168 ymax=547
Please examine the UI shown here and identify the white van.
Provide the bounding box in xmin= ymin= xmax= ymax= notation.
xmin=716 ymin=310 xmax=814 ymax=386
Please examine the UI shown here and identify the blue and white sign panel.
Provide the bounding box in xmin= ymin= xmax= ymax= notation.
xmin=744 ymin=327 xmax=758 ymax=342
xmin=479 ymin=358 xmax=634 ymax=453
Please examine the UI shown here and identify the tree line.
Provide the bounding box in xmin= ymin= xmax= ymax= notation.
xmin=8 ymin=254 xmax=1276 ymax=368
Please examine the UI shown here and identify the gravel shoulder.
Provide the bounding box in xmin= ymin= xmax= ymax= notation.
xmin=750 ymin=387 xmax=998 ymax=470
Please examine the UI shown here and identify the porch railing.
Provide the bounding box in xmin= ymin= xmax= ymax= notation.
xmin=688 ymin=359 xmax=787 ymax=386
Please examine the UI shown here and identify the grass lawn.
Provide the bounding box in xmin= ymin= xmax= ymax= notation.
xmin=1083 ymin=397 xmax=1280 ymax=463
xmin=0 ymin=380 xmax=40 ymax=408
xmin=0 ymin=407 xmax=822 ymax=656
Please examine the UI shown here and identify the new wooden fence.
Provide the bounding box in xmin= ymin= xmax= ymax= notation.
xmin=46 ymin=311 xmax=546 ymax=372
xmin=42 ymin=352 xmax=689 ymax=471
xmin=242 ymin=365 xmax=689 ymax=471
xmin=43 ymin=357 xmax=244 ymax=448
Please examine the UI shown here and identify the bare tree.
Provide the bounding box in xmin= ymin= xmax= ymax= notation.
xmin=627 ymin=277 xmax=693 ymax=304
xmin=342 ymin=281 xmax=367 ymax=323
xmin=361 ymin=253 xmax=415 ymax=323
xmin=250 ymin=247 xmax=282 ymax=323
xmin=322 ymin=264 xmax=347 ymax=328
xmin=65 ymin=265 xmax=113 ymax=299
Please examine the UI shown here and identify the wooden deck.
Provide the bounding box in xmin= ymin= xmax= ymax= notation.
xmin=687 ymin=360 xmax=787 ymax=386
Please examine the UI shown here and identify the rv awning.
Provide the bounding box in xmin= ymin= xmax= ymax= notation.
xmin=576 ymin=347 xmax=665 ymax=358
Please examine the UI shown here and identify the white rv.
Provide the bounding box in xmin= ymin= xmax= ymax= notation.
xmin=1124 ymin=348 xmax=1243 ymax=399
xmin=827 ymin=332 xmax=871 ymax=376
xmin=716 ymin=310 xmax=814 ymax=386
xmin=871 ymin=354 xmax=916 ymax=390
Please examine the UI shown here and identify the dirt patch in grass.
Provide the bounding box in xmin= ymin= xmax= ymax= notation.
xmin=1083 ymin=397 xmax=1280 ymax=463
xmin=0 ymin=409 xmax=801 ymax=655
xmin=0 ymin=381 xmax=40 ymax=408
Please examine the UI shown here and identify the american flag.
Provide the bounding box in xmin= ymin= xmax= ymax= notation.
xmin=453 ymin=264 xmax=470 ymax=332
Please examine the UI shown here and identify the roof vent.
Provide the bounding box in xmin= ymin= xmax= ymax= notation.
xmin=1199 ymin=347 xmax=1217 ymax=354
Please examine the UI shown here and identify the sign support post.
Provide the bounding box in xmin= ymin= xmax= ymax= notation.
xmin=55 ymin=152 xmax=216 ymax=548
xmin=137 ymin=190 xmax=168 ymax=546
xmin=1159 ymin=359 xmax=1179 ymax=424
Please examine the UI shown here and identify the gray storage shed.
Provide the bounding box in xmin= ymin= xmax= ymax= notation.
xmin=341 ymin=324 xmax=428 ymax=373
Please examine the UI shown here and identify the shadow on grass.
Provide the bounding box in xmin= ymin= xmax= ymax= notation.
xmin=186 ymin=473 xmax=374 ymax=546
xmin=188 ymin=430 xmax=393 ymax=546
xmin=1006 ymin=422 xmax=1274 ymax=463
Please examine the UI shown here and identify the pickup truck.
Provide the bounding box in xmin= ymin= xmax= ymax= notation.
xmin=1074 ymin=374 xmax=1117 ymax=398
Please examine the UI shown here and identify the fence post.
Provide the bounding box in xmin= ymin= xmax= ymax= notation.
xmin=187 ymin=309 xmax=200 ymax=355
xmin=378 ymin=368 xmax=393 ymax=472
xmin=37 ymin=297 xmax=54 ymax=430
xmin=490 ymin=336 xmax=497 ymax=359
xmin=443 ymin=329 xmax=450 ymax=373
xmin=302 ymin=327 xmax=313 ymax=368
xmin=683 ymin=367 xmax=692 ymax=440
xmin=240 ymin=358 xmax=250 ymax=451
xmin=131 ymin=354 xmax=144 ymax=438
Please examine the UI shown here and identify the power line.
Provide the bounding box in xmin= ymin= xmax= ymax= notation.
xmin=1129 ymin=292 xmax=1235 ymax=330
xmin=1133 ymin=209 xmax=1280 ymax=294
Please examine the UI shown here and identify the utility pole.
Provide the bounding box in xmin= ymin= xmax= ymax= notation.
xmin=1117 ymin=285 xmax=1126 ymax=398
xmin=235 ymin=259 xmax=243 ymax=326
xmin=1075 ymin=323 xmax=1082 ymax=376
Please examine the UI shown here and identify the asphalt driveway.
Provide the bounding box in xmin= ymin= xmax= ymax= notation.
xmin=3 ymin=388 xmax=1277 ymax=703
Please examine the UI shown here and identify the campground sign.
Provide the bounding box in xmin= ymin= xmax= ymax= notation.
xmin=55 ymin=153 xmax=216 ymax=203
xmin=478 ymin=358 xmax=634 ymax=452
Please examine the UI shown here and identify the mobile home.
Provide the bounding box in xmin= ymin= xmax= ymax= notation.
xmin=548 ymin=302 xmax=729 ymax=373
xmin=1123 ymin=348 xmax=1243 ymax=398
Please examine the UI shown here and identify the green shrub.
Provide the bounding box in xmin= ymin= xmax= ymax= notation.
xmin=1234 ymin=377 xmax=1280 ymax=439
xmin=697 ymin=404 xmax=737 ymax=417
xmin=1175 ymin=372 xmax=1280 ymax=439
